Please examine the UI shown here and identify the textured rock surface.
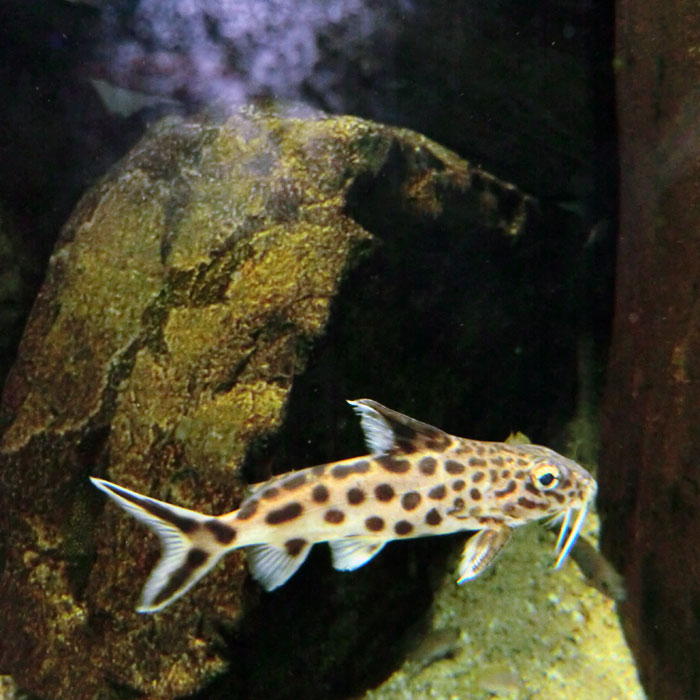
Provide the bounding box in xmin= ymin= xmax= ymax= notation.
xmin=362 ymin=514 xmax=644 ymax=700
xmin=0 ymin=107 xmax=541 ymax=700
xmin=600 ymin=2 xmax=700 ymax=699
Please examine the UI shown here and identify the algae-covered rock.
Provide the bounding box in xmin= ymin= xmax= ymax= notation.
xmin=0 ymin=105 xmax=542 ymax=700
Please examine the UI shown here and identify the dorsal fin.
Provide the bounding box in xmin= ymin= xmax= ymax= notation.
xmin=347 ymin=399 xmax=452 ymax=455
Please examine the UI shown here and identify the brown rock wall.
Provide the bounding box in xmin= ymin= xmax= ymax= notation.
xmin=600 ymin=2 xmax=700 ymax=698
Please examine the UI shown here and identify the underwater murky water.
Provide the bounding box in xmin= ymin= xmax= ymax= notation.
xmin=0 ymin=2 xmax=655 ymax=700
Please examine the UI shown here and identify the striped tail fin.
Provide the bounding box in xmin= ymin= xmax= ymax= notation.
xmin=90 ymin=477 xmax=238 ymax=613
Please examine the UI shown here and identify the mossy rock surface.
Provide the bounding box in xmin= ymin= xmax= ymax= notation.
xmin=0 ymin=105 xmax=562 ymax=700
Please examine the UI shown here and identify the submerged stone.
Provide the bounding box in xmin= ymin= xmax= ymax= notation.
xmin=0 ymin=105 xmax=536 ymax=700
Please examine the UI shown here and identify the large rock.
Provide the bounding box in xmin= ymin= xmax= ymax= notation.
xmin=0 ymin=105 xmax=569 ymax=700
xmin=0 ymin=1 xmax=611 ymax=288
xmin=94 ymin=0 xmax=608 ymax=201
xmin=599 ymin=2 xmax=700 ymax=699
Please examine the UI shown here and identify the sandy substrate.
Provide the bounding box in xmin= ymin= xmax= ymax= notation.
xmin=362 ymin=513 xmax=645 ymax=700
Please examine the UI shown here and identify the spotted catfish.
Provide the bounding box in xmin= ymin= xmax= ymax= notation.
xmin=91 ymin=399 xmax=597 ymax=612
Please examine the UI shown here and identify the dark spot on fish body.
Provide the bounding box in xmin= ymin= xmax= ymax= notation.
xmin=324 ymin=508 xmax=345 ymax=524
xmin=515 ymin=470 xmax=526 ymax=479
xmin=472 ymin=471 xmax=485 ymax=483
xmin=475 ymin=445 xmax=485 ymax=456
xmin=262 ymin=486 xmax=279 ymax=500
xmin=525 ymin=482 xmax=540 ymax=496
xmin=365 ymin=516 xmax=385 ymax=532
xmin=561 ymin=478 xmax=572 ymax=489
xmin=470 ymin=488 xmax=482 ymax=501
xmin=347 ymin=487 xmax=366 ymax=505
xmin=205 ymin=519 xmax=237 ymax=544
xmin=490 ymin=469 xmax=499 ymax=483
xmin=445 ymin=460 xmax=465 ymax=474
xmin=457 ymin=443 xmax=474 ymax=454
xmin=495 ymin=480 xmax=517 ymax=497
xmin=501 ymin=469 xmax=511 ymax=479
xmin=452 ymin=479 xmax=466 ymax=491
xmin=517 ymin=458 xmax=528 ymax=466
xmin=394 ymin=520 xmax=414 ymax=536
xmin=312 ymin=464 xmax=326 ymax=477
xmin=425 ymin=508 xmax=442 ymax=526
xmin=376 ymin=455 xmax=411 ymax=474
xmin=332 ymin=460 xmax=371 ymax=479
xmin=237 ymin=498 xmax=259 ymax=520
xmin=552 ymin=491 xmax=566 ymax=503
xmin=491 ymin=456 xmax=504 ymax=467
xmin=428 ymin=484 xmax=447 ymax=500
xmin=517 ymin=497 xmax=539 ymax=509
xmin=469 ymin=457 xmax=487 ymax=468
xmin=266 ymin=502 xmax=303 ymax=524
xmin=285 ymin=538 xmax=307 ymax=556
xmin=396 ymin=439 xmax=417 ymax=454
xmin=331 ymin=464 xmax=352 ymax=479
xmin=375 ymin=483 xmax=395 ymax=502
xmin=425 ymin=436 xmax=451 ymax=452
xmin=419 ymin=457 xmax=437 ymax=475
xmin=283 ymin=473 xmax=307 ymax=490
xmin=401 ymin=492 xmax=421 ymax=511
xmin=452 ymin=497 xmax=465 ymax=511
xmin=312 ymin=484 xmax=330 ymax=503
xmin=503 ymin=503 xmax=517 ymax=515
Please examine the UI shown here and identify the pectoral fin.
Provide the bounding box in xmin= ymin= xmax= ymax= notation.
xmin=456 ymin=526 xmax=511 ymax=583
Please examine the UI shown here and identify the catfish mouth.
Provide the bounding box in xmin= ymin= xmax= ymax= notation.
xmin=551 ymin=480 xmax=597 ymax=569
xmin=552 ymin=503 xmax=589 ymax=569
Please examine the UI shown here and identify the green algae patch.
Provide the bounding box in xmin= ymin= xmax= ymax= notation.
xmin=0 ymin=105 xmax=537 ymax=700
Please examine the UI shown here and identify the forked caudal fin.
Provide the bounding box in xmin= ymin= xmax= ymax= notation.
xmin=90 ymin=477 xmax=236 ymax=613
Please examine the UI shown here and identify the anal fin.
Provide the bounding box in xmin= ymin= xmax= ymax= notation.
xmin=329 ymin=538 xmax=386 ymax=571
xmin=456 ymin=526 xmax=511 ymax=583
xmin=247 ymin=541 xmax=312 ymax=591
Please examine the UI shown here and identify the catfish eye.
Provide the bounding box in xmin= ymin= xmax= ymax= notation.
xmin=531 ymin=464 xmax=560 ymax=491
